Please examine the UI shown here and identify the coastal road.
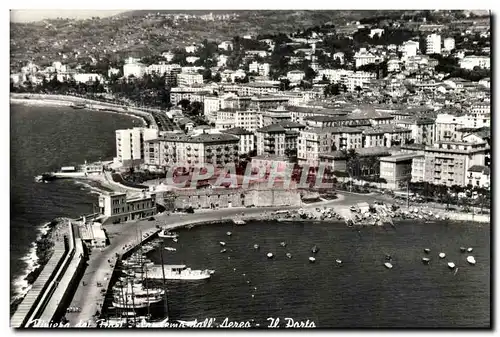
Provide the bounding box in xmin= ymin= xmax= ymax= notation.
xmin=65 ymin=192 xmax=379 ymax=326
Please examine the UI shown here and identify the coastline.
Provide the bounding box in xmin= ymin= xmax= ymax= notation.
xmin=10 ymin=94 xmax=152 ymax=128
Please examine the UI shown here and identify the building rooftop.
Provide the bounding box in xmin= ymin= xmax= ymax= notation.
xmin=222 ymin=127 xmax=253 ymax=136
xmin=467 ymin=165 xmax=490 ymax=175
xmin=379 ymin=153 xmax=422 ymax=163
xmin=277 ymin=121 xmax=306 ymax=129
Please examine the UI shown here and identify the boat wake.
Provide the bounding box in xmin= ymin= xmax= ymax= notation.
xmin=72 ymin=180 xmax=108 ymax=195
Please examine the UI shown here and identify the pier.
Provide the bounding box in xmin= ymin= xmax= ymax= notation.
xmin=10 ymin=221 xmax=87 ymax=328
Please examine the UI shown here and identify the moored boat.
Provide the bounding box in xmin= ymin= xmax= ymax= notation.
xmin=226 ymin=231 xmax=232 ymax=236
xmin=335 ymin=259 xmax=342 ymax=265
xmin=424 ymin=248 xmax=430 ymax=254
xmin=467 ymin=247 xmax=473 ymax=252
xmin=158 ymin=231 xmax=178 ymax=239
xmin=220 ymin=241 xmax=226 ymax=246
xmin=384 ymin=262 xmax=393 ymax=269
xmin=220 ymin=249 xmax=227 ymax=253
xmin=439 ymin=252 xmax=446 ymax=259
xmin=286 ymin=253 xmax=292 ymax=259
xmin=422 ymin=257 xmax=430 ymax=264
xmin=280 ymin=242 xmax=287 ymax=247
xmin=253 ymin=244 xmax=259 ymax=250
xmin=267 ymin=253 xmax=274 ymax=259
xmin=309 ymin=257 xmax=316 ymax=263
xmin=311 ymin=245 xmax=319 ymax=254
xmin=447 ymin=262 xmax=456 ymax=269
xmin=164 ymin=247 xmax=176 ymax=252
xmin=460 ymin=247 xmax=466 ymax=253
xmin=466 ymin=256 xmax=476 ymax=265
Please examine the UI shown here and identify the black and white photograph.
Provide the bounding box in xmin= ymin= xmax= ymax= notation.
xmin=8 ymin=7 xmax=492 ymax=329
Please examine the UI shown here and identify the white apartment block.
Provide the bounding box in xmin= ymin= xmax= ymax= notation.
xmin=459 ymin=56 xmax=490 ymax=70
xmin=287 ymin=70 xmax=306 ymax=83
xmin=346 ymin=71 xmax=377 ymax=92
xmin=123 ymin=60 xmax=146 ymax=78
xmin=401 ymin=40 xmax=420 ymax=59
xmin=435 ymin=113 xmax=490 ymax=142
xmin=354 ymin=48 xmax=378 ymax=68
xmin=177 ymin=73 xmax=204 ymax=87
xmin=249 ymin=61 xmax=270 ymax=76
xmin=203 ymin=96 xmax=222 ymax=121
xmin=216 ymin=110 xmax=260 ymax=132
xmin=423 ymin=141 xmax=488 ymax=187
xmin=146 ymin=63 xmax=181 ymax=75
xmin=426 ymin=34 xmax=441 ymax=54
xmin=115 ymin=127 xmax=159 ymax=168
xmin=443 ymin=37 xmax=456 ymax=52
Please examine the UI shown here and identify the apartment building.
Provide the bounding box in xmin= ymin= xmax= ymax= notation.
xmin=435 ymin=113 xmax=490 ymax=142
xmin=170 ymin=87 xmax=211 ymax=105
xmin=466 ymin=165 xmax=490 ymax=188
xmin=222 ymin=127 xmax=255 ymax=155
xmin=98 ymin=191 xmax=156 ymax=223
xmin=177 ymin=72 xmax=204 ymax=87
xmin=215 ymin=110 xmax=260 ymax=132
xmin=396 ymin=117 xmax=436 ymax=145
xmin=423 ymin=141 xmax=488 ymax=187
xmin=115 ymin=127 xmax=159 ymax=168
xmin=146 ymin=63 xmax=181 ymax=76
xmin=256 ymin=122 xmax=304 ymax=157
xmin=459 ymin=56 xmax=490 ymax=70
xmin=203 ymin=96 xmax=222 ymax=121
xmin=362 ymin=125 xmax=412 ymax=148
xmin=443 ymin=37 xmax=456 ymax=52
xmin=287 ymin=70 xmax=306 ymax=83
xmin=250 ymin=96 xmax=289 ymax=111
xmin=426 ymin=34 xmax=441 ymax=54
xmin=249 ymin=61 xmax=270 ymax=76
xmin=401 ymin=40 xmax=420 ymax=59
xmin=297 ymin=127 xmax=363 ymax=165
xmin=354 ymin=48 xmax=378 ymax=68
xmin=239 ymin=82 xmax=279 ymax=96
xmin=379 ymin=153 xmax=422 ymax=190
xmin=346 ymin=72 xmax=377 ymax=92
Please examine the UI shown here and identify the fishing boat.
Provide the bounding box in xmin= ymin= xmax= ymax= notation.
xmin=311 ymin=245 xmax=319 ymax=254
xmin=267 ymin=253 xmax=274 ymax=259
xmin=335 ymin=259 xmax=342 ymax=265
xmin=439 ymin=253 xmax=446 ymax=259
xmin=164 ymin=247 xmax=177 ymax=252
xmin=424 ymin=248 xmax=430 ymax=254
xmin=158 ymin=231 xmax=178 ymax=239
xmin=467 ymin=247 xmax=473 ymax=252
xmin=142 ymin=265 xmax=213 ymax=280
xmin=286 ymin=253 xmax=292 ymax=259
xmin=226 ymin=231 xmax=232 ymax=236
xmin=233 ymin=219 xmax=246 ymax=225
xmin=253 ymin=244 xmax=259 ymax=250
xmin=422 ymin=257 xmax=430 ymax=264
xmin=220 ymin=249 xmax=227 ymax=253
xmin=280 ymin=242 xmax=287 ymax=247
xmin=447 ymin=262 xmax=456 ymax=269
xmin=460 ymin=247 xmax=466 ymax=253
xmin=220 ymin=241 xmax=226 ymax=246
xmin=173 ymin=238 xmax=178 ymax=243
xmin=384 ymin=262 xmax=393 ymax=269
xmin=466 ymin=256 xmax=476 ymax=265
xmin=309 ymin=257 xmax=316 ymax=263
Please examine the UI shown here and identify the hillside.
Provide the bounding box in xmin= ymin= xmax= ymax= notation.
xmin=10 ymin=10 xmax=406 ymax=68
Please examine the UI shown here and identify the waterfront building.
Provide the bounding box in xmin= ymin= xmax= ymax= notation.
xmin=379 ymin=153 xmax=421 ymax=190
xmin=422 ymin=141 xmax=489 ymax=187
xmin=115 ymin=127 xmax=159 ymax=168
xmin=98 ymin=191 xmax=157 ymax=223
xmin=466 ymin=165 xmax=490 ymax=188
xmin=78 ymin=220 xmax=107 ymax=248
xmin=297 ymin=127 xmax=363 ymax=165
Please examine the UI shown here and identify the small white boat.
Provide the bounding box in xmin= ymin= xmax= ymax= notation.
xmin=384 ymin=262 xmax=393 ymax=269
xmin=467 ymin=247 xmax=473 ymax=252
xmin=220 ymin=249 xmax=227 ymax=253
xmin=460 ymin=247 xmax=466 ymax=253
xmin=173 ymin=238 xmax=178 ymax=243
xmin=422 ymin=257 xmax=430 ymax=264
xmin=164 ymin=247 xmax=176 ymax=252
xmin=286 ymin=253 xmax=292 ymax=259
xmin=439 ymin=253 xmax=446 ymax=259
xmin=335 ymin=259 xmax=342 ymax=264
xmin=280 ymin=242 xmax=286 ymax=247
xmin=267 ymin=253 xmax=274 ymax=259
xmin=220 ymin=241 xmax=226 ymax=246
xmin=448 ymin=262 xmax=456 ymax=269
xmin=253 ymin=244 xmax=259 ymax=249
xmin=226 ymin=231 xmax=232 ymax=236
xmin=424 ymin=248 xmax=431 ymax=254
xmin=467 ymin=256 xmax=476 ymax=265
xmin=309 ymin=257 xmax=316 ymax=263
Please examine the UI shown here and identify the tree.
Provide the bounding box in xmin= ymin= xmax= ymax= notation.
xmin=178 ymin=99 xmax=191 ymax=110
xmin=304 ymin=67 xmax=317 ymax=81
xmin=213 ymin=72 xmax=222 ymax=82
xmin=202 ymin=68 xmax=212 ymax=82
